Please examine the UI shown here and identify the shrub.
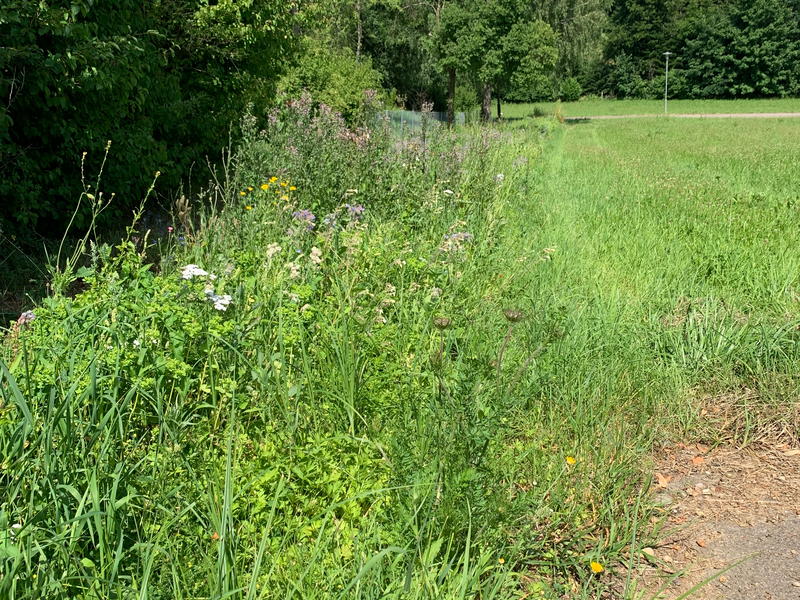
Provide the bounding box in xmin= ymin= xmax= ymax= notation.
xmin=560 ymin=77 xmax=582 ymax=102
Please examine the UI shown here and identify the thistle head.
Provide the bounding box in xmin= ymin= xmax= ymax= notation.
xmin=503 ymin=309 xmax=525 ymax=323
xmin=433 ymin=316 xmax=451 ymax=330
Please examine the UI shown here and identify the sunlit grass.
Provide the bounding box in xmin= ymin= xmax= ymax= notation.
xmin=499 ymin=97 xmax=800 ymax=119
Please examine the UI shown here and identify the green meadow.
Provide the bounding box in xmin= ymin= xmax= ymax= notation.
xmin=499 ymin=98 xmax=800 ymax=119
xmin=3 ymin=109 xmax=800 ymax=599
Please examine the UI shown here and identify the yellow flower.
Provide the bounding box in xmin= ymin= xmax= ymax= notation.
xmin=240 ymin=191 xmax=246 ymax=196
xmin=290 ymin=186 xmax=296 ymax=191
xmin=261 ymin=184 xmax=269 ymax=190
xmin=590 ymin=561 xmax=603 ymax=574
xmin=281 ymin=195 xmax=289 ymax=201
xmin=498 ymin=558 xmax=505 ymax=565
xmin=280 ymin=182 xmax=288 ymax=187
xmin=270 ymin=176 xmax=278 ymax=183
xmin=246 ymin=206 xmax=252 ymax=210
xmin=248 ymin=187 xmax=253 ymax=191
xmin=566 ymin=456 xmax=576 ymax=465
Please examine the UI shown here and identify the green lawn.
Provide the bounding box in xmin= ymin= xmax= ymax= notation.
xmin=533 ymin=116 xmax=800 ymax=442
xmin=499 ymin=97 xmax=800 ymax=119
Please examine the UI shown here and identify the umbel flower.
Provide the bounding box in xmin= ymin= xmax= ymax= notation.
xmin=182 ymin=264 xmax=216 ymax=280
xmin=204 ymin=287 xmax=232 ymax=311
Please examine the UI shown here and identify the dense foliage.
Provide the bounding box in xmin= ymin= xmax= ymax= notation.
xmin=587 ymin=0 xmax=800 ymax=98
xmin=0 ymin=0 xmax=297 ymax=229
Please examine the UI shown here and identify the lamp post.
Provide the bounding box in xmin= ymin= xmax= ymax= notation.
xmin=663 ymin=52 xmax=672 ymax=114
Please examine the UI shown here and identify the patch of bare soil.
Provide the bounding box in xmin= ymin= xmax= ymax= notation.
xmin=636 ymin=443 xmax=800 ymax=599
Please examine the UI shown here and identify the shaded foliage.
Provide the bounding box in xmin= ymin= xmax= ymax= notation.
xmin=0 ymin=0 xmax=298 ymax=230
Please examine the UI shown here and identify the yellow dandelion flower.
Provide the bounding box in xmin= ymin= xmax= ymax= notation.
xmin=240 ymin=191 xmax=246 ymax=196
xmin=498 ymin=558 xmax=505 ymax=565
xmin=280 ymin=182 xmax=288 ymax=187
xmin=270 ymin=176 xmax=278 ymax=183
xmin=590 ymin=561 xmax=603 ymax=573
xmin=246 ymin=206 xmax=252 ymax=210
xmin=248 ymin=187 xmax=253 ymax=191
xmin=281 ymin=195 xmax=289 ymax=201
xmin=290 ymin=186 xmax=296 ymax=191
xmin=261 ymin=184 xmax=269 ymax=190
xmin=566 ymin=456 xmax=576 ymax=465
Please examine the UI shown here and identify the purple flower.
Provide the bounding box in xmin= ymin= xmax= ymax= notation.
xmin=18 ymin=311 xmax=36 ymax=326
xmin=346 ymin=204 xmax=365 ymax=219
xmin=292 ymin=209 xmax=316 ymax=231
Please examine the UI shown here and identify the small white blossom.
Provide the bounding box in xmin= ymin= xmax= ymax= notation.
xmin=430 ymin=287 xmax=442 ymax=300
xmin=266 ymin=243 xmax=282 ymax=259
xmin=182 ymin=264 xmax=216 ymax=280
xmin=133 ymin=339 xmax=141 ymax=349
xmin=209 ymin=294 xmax=232 ymax=311
xmin=309 ymin=246 xmax=323 ymax=266
xmin=288 ymin=263 xmax=301 ymax=279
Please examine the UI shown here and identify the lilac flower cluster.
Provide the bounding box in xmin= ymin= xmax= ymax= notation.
xmin=292 ymin=209 xmax=316 ymax=231
xmin=440 ymin=232 xmax=474 ymax=253
xmin=18 ymin=311 xmax=36 ymax=327
xmin=346 ymin=204 xmax=365 ymax=219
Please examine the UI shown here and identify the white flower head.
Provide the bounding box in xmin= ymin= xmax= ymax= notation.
xmin=288 ymin=263 xmax=301 ymax=279
xmin=266 ymin=243 xmax=282 ymax=259
xmin=182 ymin=264 xmax=216 ymax=280
xmin=133 ymin=339 xmax=141 ymax=349
xmin=430 ymin=287 xmax=442 ymax=300
xmin=309 ymin=246 xmax=323 ymax=266
xmin=208 ymin=294 xmax=232 ymax=311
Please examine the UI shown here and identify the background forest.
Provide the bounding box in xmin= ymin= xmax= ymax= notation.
xmin=2 ymin=0 xmax=799 ymax=232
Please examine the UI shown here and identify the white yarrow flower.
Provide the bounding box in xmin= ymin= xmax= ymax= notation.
xmin=266 ymin=243 xmax=282 ymax=259
xmin=182 ymin=264 xmax=216 ymax=280
xmin=209 ymin=294 xmax=232 ymax=311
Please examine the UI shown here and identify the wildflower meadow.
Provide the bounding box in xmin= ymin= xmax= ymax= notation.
xmin=4 ymin=96 xmax=800 ymax=599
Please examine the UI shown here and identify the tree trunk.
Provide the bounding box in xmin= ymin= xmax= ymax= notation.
xmin=447 ymin=68 xmax=455 ymax=128
xmin=356 ymin=0 xmax=362 ymax=63
xmin=496 ymin=95 xmax=501 ymax=120
xmin=481 ymin=82 xmax=492 ymax=122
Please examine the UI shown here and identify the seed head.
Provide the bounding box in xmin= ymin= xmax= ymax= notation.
xmin=503 ymin=309 xmax=525 ymax=323
xmin=433 ymin=316 xmax=451 ymax=330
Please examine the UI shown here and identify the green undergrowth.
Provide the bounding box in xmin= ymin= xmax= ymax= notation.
xmin=1 ymin=106 xmax=650 ymax=599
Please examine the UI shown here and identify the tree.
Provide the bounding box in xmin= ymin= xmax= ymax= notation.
xmin=0 ymin=0 xmax=298 ymax=229
xmin=682 ymin=0 xmax=800 ymax=97
xmin=434 ymin=2 xmax=487 ymax=126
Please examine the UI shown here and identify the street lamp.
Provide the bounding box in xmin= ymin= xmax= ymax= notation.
xmin=663 ymin=52 xmax=672 ymax=114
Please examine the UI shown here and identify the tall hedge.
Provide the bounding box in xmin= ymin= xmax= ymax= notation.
xmin=0 ymin=0 xmax=298 ymax=230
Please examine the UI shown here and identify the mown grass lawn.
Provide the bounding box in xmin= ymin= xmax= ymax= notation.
xmin=3 ymin=111 xmax=799 ymax=599
xmin=500 ymin=97 xmax=800 ymax=119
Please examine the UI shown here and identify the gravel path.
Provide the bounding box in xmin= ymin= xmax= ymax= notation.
xmin=565 ymin=112 xmax=800 ymax=120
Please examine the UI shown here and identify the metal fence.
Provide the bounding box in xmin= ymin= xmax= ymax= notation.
xmin=380 ymin=109 xmax=469 ymax=135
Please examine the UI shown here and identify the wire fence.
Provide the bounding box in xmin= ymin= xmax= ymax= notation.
xmin=380 ymin=109 xmax=476 ymax=136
